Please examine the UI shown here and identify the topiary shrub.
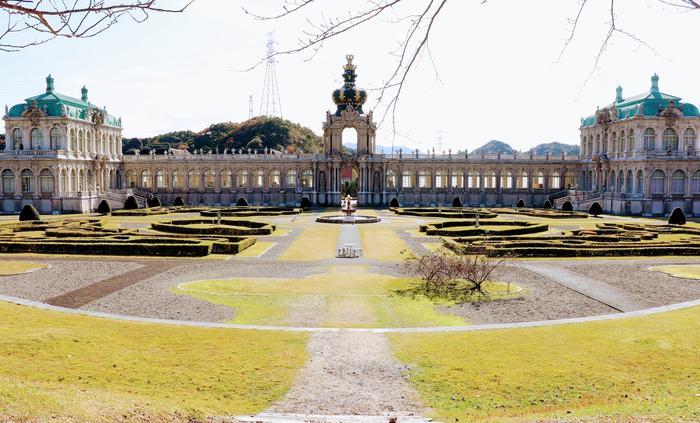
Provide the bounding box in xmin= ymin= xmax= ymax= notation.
xmin=124 ymin=196 xmax=139 ymax=210
xmin=668 ymin=207 xmax=686 ymax=225
xmin=516 ymin=199 xmax=525 ymax=208
xmin=588 ymin=202 xmax=603 ymax=217
xmin=452 ymin=197 xmax=462 ymax=208
xmin=389 ymin=198 xmax=400 ymax=208
xmin=300 ymin=197 xmax=311 ymax=210
xmin=96 ymin=200 xmax=111 ymax=215
xmin=543 ymin=200 xmax=552 ymax=209
xmin=236 ymin=197 xmax=249 ymax=207
xmin=19 ymin=204 xmax=40 ymax=222
xmin=173 ymin=196 xmax=185 ymax=207
xmin=562 ymin=201 xmax=573 ymax=212
xmin=148 ymin=196 xmax=161 ymax=208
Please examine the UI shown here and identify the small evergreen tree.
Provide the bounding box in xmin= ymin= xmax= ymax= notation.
xmin=668 ymin=207 xmax=686 ymax=225
xmin=516 ymin=199 xmax=525 ymax=208
xmin=124 ymin=195 xmax=139 ymax=210
xmin=96 ymin=200 xmax=111 ymax=214
xmin=562 ymin=201 xmax=573 ymax=212
xmin=588 ymin=202 xmax=603 ymax=217
xmin=19 ymin=204 xmax=40 ymax=221
xmin=236 ymin=197 xmax=249 ymax=207
xmin=148 ymin=196 xmax=161 ymax=208
xmin=173 ymin=196 xmax=185 ymax=207
xmin=543 ymin=200 xmax=552 ymax=209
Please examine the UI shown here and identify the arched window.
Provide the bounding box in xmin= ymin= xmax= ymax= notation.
xmin=617 ymin=171 xmax=624 ymax=193
xmin=502 ymin=170 xmax=513 ymax=189
xmin=20 ymin=169 xmax=33 ymax=192
xmin=608 ymin=171 xmax=615 ymax=192
xmin=618 ymin=130 xmax=625 ymax=153
xmin=12 ymin=128 xmax=23 ymax=150
xmin=587 ymin=137 xmax=593 ymax=157
xmin=2 ymin=169 xmax=15 ymax=193
xmin=77 ymin=130 xmax=84 ymax=152
xmin=692 ymin=170 xmax=700 ymax=194
xmin=156 ymin=169 xmax=166 ymax=189
xmin=269 ymin=170 xmax=281 ymax=188
xmin=30 ymin=128 xmax=43 ymax=150
xmin=69 ymin=129 xmax=77 ymax=151
xmin=451 ymin=171 xmax=464 ymax=188
xmin=517 ymin=171 xmax=529 ymax=189
xmin=485 ymin=171 xmax=496 ymax=189
xmin=650 ymin=169 xmax=665 ymax=194
xmin=611 ymin=132 xmax=617 ymax=154
xmin=220 ymin=170 xmax=232 ymax=189
xmin=285 ymin=170 xmax=296 ymax=188
xmin=535 ymin=171 xmax=545 ymax=189
xmin=59 ymin=169 xmax=67 ymax=192
xmin=141 ymin=169 xmax=152 ymax=188
xmin=172 ymin=170 xmax=184 ymax=189
xmin=188 ymin=169 xmax=200 ymax=189
xmin=628 ymin=129 xmax=634 ymax=151
xmin=684 ymin=128 xmax=695 ymax=150
xmin=550 ymin=170 xmax=561 ymax=190
xmin=564 ymin=170 xmax=576 ymax=189
xmin=418 ymin=169 xmax=431 ymax=189
xmin=50 ymin=127 xmax=60 ymax=149
xmin=626 ymin=170 xmax=633 ymax=194
xmin=467 ymin=170 xmax=480 ymax=189
xmin=204 ymin=169 xmax=215 ymax=188
xmin=253 ymin=169 xmax=264 ymax=189
xmin=402 ymin=170 xmax=414 ymax=188
xmin=662 ymin=128 xmax=679 ymax=150
xmin=235 ymin=170 xmax=247 ymax=188
xmin=39 ymin=168 xmax=54 ymax=193
xmin=301 ymin=169 xmax=313 ymax=189
xmin=435 ymin=169 xmax=448 ymax=188
xmin=386 ymin=169 xmax=397 ymax=189
xmin=643 ymin=128 xmax=655 ymax=151
xmin=602 ymin=133 xmax=608 ymax=153
xmin=636 ymin=170 xmax=643 ymax=194
xmin=671 ymin=170 xmax=686 ymax=194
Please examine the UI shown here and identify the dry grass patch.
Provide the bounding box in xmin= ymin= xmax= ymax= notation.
xmin=0 ymin=261 xmax=48 ymax=276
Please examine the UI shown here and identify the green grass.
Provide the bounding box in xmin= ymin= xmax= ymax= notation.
xmin=650 ymin=264 xmax=700 ymax=280
xmin=0 ymin=261 xmax=48 ymax=276
xmin=0 ymin=301 xmax=308 ymax=421
xmin=390 ymin=305 xmax=700 ymax=422
xmin=173 ymin=273 xmax=468 ymax=328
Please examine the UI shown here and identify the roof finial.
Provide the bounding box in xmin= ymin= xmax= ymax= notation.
xmin=651 ymin=73 xmax=659 ymax=93
xmin=81 ymin=86 xmax=88 ymax=102
xmin=615 ymin=85 xmax=623 ymax=103
xmin=46 ymin=74 xmax=54 ymax=94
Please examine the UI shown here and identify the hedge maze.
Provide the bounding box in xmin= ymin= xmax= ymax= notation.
xmin=151 ymin=219 xmax=276 ymax=236
xmin=442 ymin=222 xmax=700 ymax=257
xmin=391 ymin=207 xmax=498 ymax=219
xmin=200 ymin=206 xmax=302 ymax=217
xmin=420 ymin=220 xmax=549 ymax=237
xmin=0 ymin=218 xmax=259 ymax=257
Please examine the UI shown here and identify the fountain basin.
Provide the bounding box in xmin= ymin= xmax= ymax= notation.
xmin=316 ymin=215 xmax=381 ymax=224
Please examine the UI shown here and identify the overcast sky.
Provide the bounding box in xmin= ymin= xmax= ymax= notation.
xmin=1 ymin=0 xmax=698 ymax=152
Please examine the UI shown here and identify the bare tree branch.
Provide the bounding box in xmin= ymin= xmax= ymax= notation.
xmin=0 ymin=0 xmax=194 ymax=52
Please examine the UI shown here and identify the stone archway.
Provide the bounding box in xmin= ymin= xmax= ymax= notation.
xmin=340 ymin=165 xmax=359 ymax=198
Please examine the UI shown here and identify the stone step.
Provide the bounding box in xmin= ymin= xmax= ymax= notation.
xmin=235 ymin=413 xmax=433 ymax=423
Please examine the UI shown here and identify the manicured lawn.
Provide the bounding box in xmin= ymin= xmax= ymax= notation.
xmin=0 ymin=301 xmax=308 ymax=422
xmin=235 ymin=241 xmax=276 ymax=257
xmin=650 ymin=264 xmax=700 ymax=280
xmin=0 ymin=261 xmax=48 ymax=276
xmin=174 ymin=272 xmax=468 ymax=328
xmin=390 ymin=306 xmax=700 ymax=422
xmin=358 ymin=225 xmax=409 ymax=261
xmin=278 ymin=225 xmax=339 ymax=261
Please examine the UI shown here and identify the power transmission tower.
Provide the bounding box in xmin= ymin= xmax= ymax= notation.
xmin=435 ymin=128 xmax=447 ymax=153
xmin=248 ymin=95 xmax=254 ymax=120
xmin=259 ymin=33 xmax=283 ymax=118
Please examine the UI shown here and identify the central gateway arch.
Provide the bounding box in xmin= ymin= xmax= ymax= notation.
xmin=321 ymin=55 xmax=378 ymax=205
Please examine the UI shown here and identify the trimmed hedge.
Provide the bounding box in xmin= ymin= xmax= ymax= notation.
xmin=124 ymin=196 xmax=139 ymax=210
xmin=668 ymin=207 xmax=686 ymax=225
xmin=589 ymin=202 xmax=603 ymax=216
xmin=148 ymin=196 xmax=162 ymax=208
xmin=19 ymin=205 xmax=40 ymax=222
xmin=173 ymin=196 xmax=185 ymax=207
xmin=0 ymin=240 xmax=212 ymax=257
xmin=392 ymin=207 xmax=498 ymax=219
xmin=111 ymin=208 xmax=169 ymax=217
xmin=96 ymin=200 xmax=112 ymax=215
xmin=200 ymin=207 xmax=302 ymax=217
xmin=421 ymin=220 xmax=549 ymax=237
xmin=151 ymin=219 xmax=275 ymax=236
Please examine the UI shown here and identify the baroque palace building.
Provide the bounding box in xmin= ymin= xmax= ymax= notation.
xmin=1 ymin=57 xmax=700 ymax=216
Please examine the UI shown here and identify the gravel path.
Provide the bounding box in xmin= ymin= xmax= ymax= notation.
xmin=558 ymin=260 xmax=700 ymax=306
xmin=266 ymin=332 xmax=426 ymax=416
xmin=518 ymin=263 xmax=654 ymax=312
xmin=440 ymin=266 xmax=617 ymax=324
xmin=0 ymin=260 xmax=142 ymax=301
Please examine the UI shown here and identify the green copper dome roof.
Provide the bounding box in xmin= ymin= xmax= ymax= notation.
xmin=7 ymin=75 xmax=122 ymax=127
xmin=581 ymin=74 xmax=700 ymax=128
xmin=332 ymin=55 xmax=367 ymax=115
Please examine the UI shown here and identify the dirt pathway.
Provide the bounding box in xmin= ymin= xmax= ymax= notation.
xmin=265 ymin=332 xmax=426 ymax=417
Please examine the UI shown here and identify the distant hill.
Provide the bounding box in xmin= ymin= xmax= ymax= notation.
xmin=122 ymin=116 xmax=323 ymax=154
xmin=472 ymin=140 xmax=517 ymax=155
xmin=342 ymin=143 xmax=414 ymax=154
xmin=530 ymin=142 xmax=580 ymax=156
